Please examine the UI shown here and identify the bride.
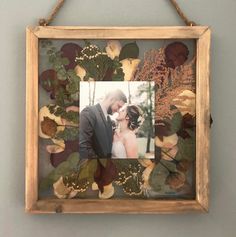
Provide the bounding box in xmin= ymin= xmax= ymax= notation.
xmin=112 ymin=105 xmax=143 ymax=159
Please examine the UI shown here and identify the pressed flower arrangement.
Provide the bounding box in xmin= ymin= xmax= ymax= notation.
xmin=26 ymin=26 xmax=211 ymax=213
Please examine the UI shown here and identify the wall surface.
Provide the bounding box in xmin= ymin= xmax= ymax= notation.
xmin=0 ymin=0 xmax=236 ymax=236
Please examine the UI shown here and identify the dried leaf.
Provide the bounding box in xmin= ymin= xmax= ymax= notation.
xmin=94 ymin=159 xmax=118 ymax=193
xmin=176 ymin=159 xmax=191 ymax=173
xmin=119 ymin=42 xmax=139 ymax=60
xmin=165 ymin=42 xmax=189 ymax=69
xmin=155 ymin=133 xmax=178 ymax=149
xmin=60 ymin=43 xmax=82 ymax=70
xmin=98 ymin=183 xmax=115 ymax=199
xmin=41 ymin=117 xmax=58 ymax=137
xmin=39 ymin=152 xmax=79 ymax=191
xmin=46 ymin=144 xmax=65 ymax=154
xmin=121 ymin=58 xmax=140 ymax=81
xmin=50 ymin=140 xmax=79 ymax=167
xmin=39 ymin=69 xmax=58 ymax=92
xmin=165 ymin=171 xmax=186 ymax=189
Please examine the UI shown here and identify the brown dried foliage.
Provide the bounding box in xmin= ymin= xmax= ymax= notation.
xmin=135 ymin=46 xmax=196 ymax=121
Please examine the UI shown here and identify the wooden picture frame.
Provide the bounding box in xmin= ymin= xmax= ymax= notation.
xmin=26 ymin=26 xmax=211 ymax=214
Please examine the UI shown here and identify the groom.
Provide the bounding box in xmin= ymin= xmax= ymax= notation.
xmin=79 ymin=89 xmax=127 ymax=159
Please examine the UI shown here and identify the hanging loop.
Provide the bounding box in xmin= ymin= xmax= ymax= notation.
xmin=169 ymin=0 xmax=197 ymax=26
xmin=38 ymin=0 xmax=197 ymax=26
xmin=39 ymin=0 xmax=65 ymax=26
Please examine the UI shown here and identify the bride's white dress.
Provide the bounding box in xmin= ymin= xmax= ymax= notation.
xmin=112 ymin=141 xmax=127 ymax=158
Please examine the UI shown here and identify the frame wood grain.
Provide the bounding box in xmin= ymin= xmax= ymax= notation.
xmin=25 ymin=26 xmax=211 ymax=214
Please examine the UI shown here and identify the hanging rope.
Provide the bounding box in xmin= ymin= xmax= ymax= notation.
xmin=169 ymin=0 xmax=196 ymax=26
xmin=38 ymin=0 xmax=196 ymax=26
xmin=39 ymin=0 xmax=65 ymax=26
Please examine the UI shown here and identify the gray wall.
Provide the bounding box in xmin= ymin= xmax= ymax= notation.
xmin=0 ymin=0 xmax=235 ymax=236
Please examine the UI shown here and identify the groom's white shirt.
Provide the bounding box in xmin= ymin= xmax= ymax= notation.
xmin=99 ymin=102 xmax=108 ymax=120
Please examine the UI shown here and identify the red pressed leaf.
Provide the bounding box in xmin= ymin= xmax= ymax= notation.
xmin=165 ymin=42 xmax=189 ymax=69
xmin=177 ymin=113 xmax=196 ymax=139
xmin=39 ymin=69 xmax=58 ymax=92
xmin=103 ymin=67 xmax=115 ymax=81
xmin=182 ymin=113 xmax=195 ymax=129
xmin=94 ymin=159 xmax=118 ymax=193
xmin=50 ymin=140 xmax=79 ymax=167
xmin=155 ymin=120 xmax=171 ymax=141
xmin=60 ymin=43 xmax=82 ymax=70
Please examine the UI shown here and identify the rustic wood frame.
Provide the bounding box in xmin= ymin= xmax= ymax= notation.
xmin=26 ymin=26 xmax=211 ymax=214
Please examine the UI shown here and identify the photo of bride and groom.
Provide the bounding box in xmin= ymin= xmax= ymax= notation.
xmin=79 ymin=81 xmax=155 ymax=159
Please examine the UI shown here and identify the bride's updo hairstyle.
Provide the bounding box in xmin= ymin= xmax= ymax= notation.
xmin=126 ymin=105 xmax=143 ymax=131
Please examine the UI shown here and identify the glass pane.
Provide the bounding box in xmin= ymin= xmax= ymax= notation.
xmin=38 ymin=39 xmax=196 ymax=200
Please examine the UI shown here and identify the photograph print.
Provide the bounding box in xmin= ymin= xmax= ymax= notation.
xmin=79 ymin=81 xmax=155 ymax=159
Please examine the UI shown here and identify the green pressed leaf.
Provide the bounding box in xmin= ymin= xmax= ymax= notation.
xmin=112 ymin=68 xmax=124 ymax=81
xmin=62 ymin=110 xmax=79 ymax=124
xmin=57 ymin=68 xmax=67 ymax=81
xmin=47 ymin=49 xmax=54 ymax=55
xmin=170 ymin=111 xmax=182 ymax=133
xmin=119 ymin=42 xmax=139 ymax=60
xmin=55 ymin=89 xmax=66 ymax=106
xmin=149 ymin=163 xmax=169 ymax=192
xmin=66 ymin=80 xmax=79 ymax=94
xmin=70 ymin=92 xmax=79 ymax=101
xmin=78 ymin=159 xmax=97 ymax=182
xmin=56 ymin=127 xmax=79 ymax=141
xmin=61 ymin=57 xmax=70 ymax=66
xmin=39 ymin=152 xmax=79 ymax=191
xmin=175 ymin=136 xmax=196 ymax=161
xmin=160 ymin=159 xmax=177 ymax=172
xmin=99 ymin=159 xmax=108 ymax=167
xmin=67 ymin=69 xmax=80 ymax=82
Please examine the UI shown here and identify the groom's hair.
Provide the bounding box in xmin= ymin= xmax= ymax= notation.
xmin=106 ymin=89 xmax=127 ymax=103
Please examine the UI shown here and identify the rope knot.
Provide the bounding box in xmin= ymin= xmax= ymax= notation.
xmin=39 ymin=18 xmax=48 ymax=26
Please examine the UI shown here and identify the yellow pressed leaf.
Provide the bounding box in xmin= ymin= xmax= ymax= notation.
xmin=75 ymin=65 xmax=86 ymax=81
xmin=98 ymin=183 xmax=114 ymax=199
xmin=121 ymin=58 xmax=141 ymax=81
xmin=155 ymin=133 xmax=178 ymax=148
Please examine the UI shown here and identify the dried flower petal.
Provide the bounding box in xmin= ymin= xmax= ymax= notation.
xmin=105 ymin=40 xmax=122 ymax=59
xmin=91 ymin=182 xmax=99 ymax=190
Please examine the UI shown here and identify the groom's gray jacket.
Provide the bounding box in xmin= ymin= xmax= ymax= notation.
xmin=79 ymin=103 xmax=113 ymax=159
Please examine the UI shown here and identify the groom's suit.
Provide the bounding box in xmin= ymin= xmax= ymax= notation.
xmin=79 ymin=103 xmax=113 ymax=159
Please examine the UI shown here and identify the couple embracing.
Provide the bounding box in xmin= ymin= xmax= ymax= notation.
xmin=79 ymin=90 xmax=143 ymax=159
